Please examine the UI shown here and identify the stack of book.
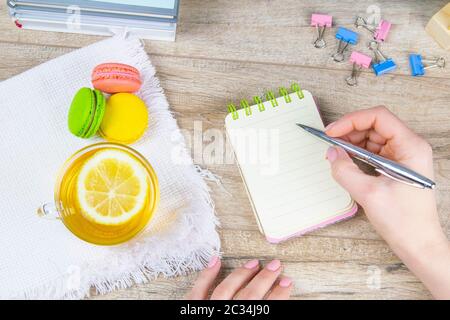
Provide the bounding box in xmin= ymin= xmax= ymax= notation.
xmin=7 ymin=0 xmax=180 ymax=41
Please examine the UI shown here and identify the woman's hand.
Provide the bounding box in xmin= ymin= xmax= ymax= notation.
xmin=325 ymin=106 xmax=450 ymax=299
xmin=185 ymin=258 xmax=293 ymax=300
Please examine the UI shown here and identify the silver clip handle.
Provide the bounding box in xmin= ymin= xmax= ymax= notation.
xmin=368 ymin=41 xmax=387 ymax=63
xmin=346 ymin=63 xmax=362 ymax=86
xmin=423 ymin=56 xmax=446 ymax=70
xmin=313 ymin=25 xmax=327 ymax=48
xmin=355 ymin=16 xmax=376 ymax=34
xmin=332 ymin=41 xmax=349 ymax=62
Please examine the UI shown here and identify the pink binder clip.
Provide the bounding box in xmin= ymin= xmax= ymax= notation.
xmin=373 ymin=20 xmax=391 ymax=42
xmin=346 ymin=51 xmax=372 ymax=86
xmin=311 ymin=14 xmax=332 ymax=48
xmin=355 ymin=16 xmax=391 ymax=42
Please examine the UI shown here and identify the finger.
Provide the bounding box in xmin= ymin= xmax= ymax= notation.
xmin=343 ymin=130 xmax=369 ymax=145
xmin=335 ymin=130 xmax=385 ymax=153
xmin=368 ymin=129 xmax=387 ymax=145
xmin=210 ymin=259 xmax=260 ymax=300
xmin=366 ymin=140 xmax=383 ymax=154
xmin=339 ymin=134 xmax=367 ymax=148
xmin=235 ymin=259 xmax=283 ymax=300
xmin=326 ymin=147 xmax=378 ymax=205
xmin=267 ymin=277 xmax=294 ymax=300
xmin=355 ymin=140 xmax=367 ymax=149
xmin=185 ymin=256 xmax=221 ymax=300
xmin=325 ymin=106 xmax=417 ymax=142
xmin=331 ymin=130 xmax=386 ymax=153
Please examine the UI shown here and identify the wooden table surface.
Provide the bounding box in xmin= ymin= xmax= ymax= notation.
xmin=1 ymin=0 xmax=449 ymax=300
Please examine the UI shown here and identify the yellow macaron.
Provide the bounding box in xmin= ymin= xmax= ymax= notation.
xmin=100 ymin=93 xmax=149 ymax=144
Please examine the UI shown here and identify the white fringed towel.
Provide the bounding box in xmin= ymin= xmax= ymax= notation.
xmin=0 ymin=36 xmax=220 ymax=299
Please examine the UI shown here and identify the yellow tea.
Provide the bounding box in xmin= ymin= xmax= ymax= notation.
xmin=55 ymin=144 xmax=159 ymax=245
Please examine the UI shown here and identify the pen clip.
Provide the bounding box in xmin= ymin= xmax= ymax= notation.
xmin=375 ymin=168 xmax=425 ymax=189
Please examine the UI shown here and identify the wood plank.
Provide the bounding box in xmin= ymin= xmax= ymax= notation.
xmin=90 ymin=257 xmax=431 ymax=300
xmin=1 ymin=1 xmax=449 ymax=78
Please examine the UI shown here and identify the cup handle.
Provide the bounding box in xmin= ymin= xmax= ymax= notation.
xmin=37 ymin=203 xmax=61 ymax=220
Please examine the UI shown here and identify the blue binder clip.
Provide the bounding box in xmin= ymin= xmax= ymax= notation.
xmin=409 ymin=54 xmax=424 ymax=76
xmin=332 ymin=27 xmax=359 ymax=62
xmin=409 ymin=54 xmax=445 ymax=76
xmin=368 ymin=41 xmax=396 ymax=76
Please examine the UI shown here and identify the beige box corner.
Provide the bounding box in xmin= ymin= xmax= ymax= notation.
xmin=425 ymin=2 xmax=450 ymax=50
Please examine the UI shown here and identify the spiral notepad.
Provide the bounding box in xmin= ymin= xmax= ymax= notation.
xmin=225 ymin=84 xmax=357 ymax=243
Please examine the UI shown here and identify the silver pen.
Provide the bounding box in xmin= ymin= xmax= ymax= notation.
xmin=296 ymin=123 xmax=435 ymax=189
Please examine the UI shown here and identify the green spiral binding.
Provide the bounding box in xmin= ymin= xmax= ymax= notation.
xmin=265 ymin=90 xmax=278 ymax=107
xmin=227 ymin=103 xmax=239 ymax=120
xmin=226 ymin=82 xmax=305 ymax=120
xmin=240 ymin=99 xmax=252 ymax=116
xmin=253 ymin=96 xmax=265 ymax=112
xmin=291 ymin=82 xmax=304 ymax=99
xmin=279 ymin=87 xmax=292 ymax=103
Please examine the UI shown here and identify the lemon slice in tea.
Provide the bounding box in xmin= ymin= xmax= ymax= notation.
xmin=76 ymin=149 xmax=149 ymax=226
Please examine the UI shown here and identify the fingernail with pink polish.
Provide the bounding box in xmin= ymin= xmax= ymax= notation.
xmin=243 ymin=259 xmax=259 ymax=269
xmin=326 ymin=147 xmax=338 ymax=162
xmin=279 ymin=277 xmax=292 ymax=288
xmin=207 ymin=256 xmax=219 ymax=269
xmin=266 ymin=259 xmax=281 ymax=272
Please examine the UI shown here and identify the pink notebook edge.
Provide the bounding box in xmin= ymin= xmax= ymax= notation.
xmin=265 ymin=203 xmax=359 ymax=244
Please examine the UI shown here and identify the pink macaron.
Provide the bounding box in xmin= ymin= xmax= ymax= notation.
xmin=92 ymin=63 xmax=142 ymax=94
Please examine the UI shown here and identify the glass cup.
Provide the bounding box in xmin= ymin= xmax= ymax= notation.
xmin=38 ymin=143 xmax=159 ymax=246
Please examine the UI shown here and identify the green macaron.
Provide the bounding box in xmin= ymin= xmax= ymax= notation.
xmin=68 ymin=88 xmax=106 ymax=139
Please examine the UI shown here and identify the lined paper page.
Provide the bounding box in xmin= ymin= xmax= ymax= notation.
xmin=225 ymin=91 xmax=353 ymax=240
